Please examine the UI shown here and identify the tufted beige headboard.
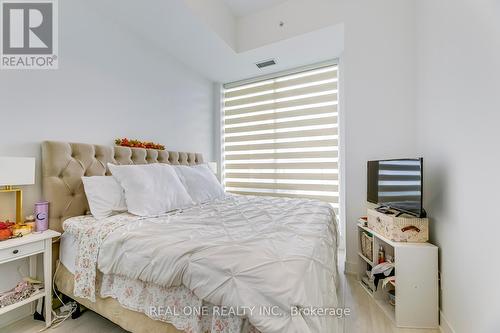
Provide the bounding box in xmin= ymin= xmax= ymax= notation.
xmin=41 ymin=141 xmax=204 ymax=234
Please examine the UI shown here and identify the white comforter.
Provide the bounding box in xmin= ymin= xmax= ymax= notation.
xmin=65 ymin=194 xmax=339 ymax=333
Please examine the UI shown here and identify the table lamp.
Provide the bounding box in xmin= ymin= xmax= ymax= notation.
xmin=0 ymin=157 xmax=36 ymax=223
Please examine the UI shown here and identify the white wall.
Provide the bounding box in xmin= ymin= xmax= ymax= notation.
xmin=338 ymin=0 xmax=417 ymax=274
xmin=0 ymin=0 xmax=214 ymax=326
xmin=415 ymin=1 xmax=500 ymax=332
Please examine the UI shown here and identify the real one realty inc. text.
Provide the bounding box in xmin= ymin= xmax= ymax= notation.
xmin=149 ymin=305 xmax=351 ymax=318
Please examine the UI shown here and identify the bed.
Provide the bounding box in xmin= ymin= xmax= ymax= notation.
xmin=42 ymin=141 xmax=339 ymax=333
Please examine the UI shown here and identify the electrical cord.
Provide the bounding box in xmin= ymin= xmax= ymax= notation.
xmin=38 ymin=260 xmax=77 ymax=331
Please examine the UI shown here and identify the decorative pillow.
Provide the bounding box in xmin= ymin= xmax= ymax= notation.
xmin=173 ymin=164 xmax=225 ymax=204
xmin=81 ymin=176 xmax=127 ymax=219
xmin=108 ymin=163 xmax=194 ymax=216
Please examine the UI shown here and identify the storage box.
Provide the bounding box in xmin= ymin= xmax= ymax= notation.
xmin=360 ymin=232 xmax=373 ymax=261
xmin=367 ymin=208 xmax=429 ymax=242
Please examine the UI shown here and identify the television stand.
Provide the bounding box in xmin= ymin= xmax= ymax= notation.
xmin=356 ymin=220 xmax=438 ymax=328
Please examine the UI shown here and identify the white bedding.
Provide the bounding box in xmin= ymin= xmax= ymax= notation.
xmin=63 ymin=194 xmax=339 ymax=333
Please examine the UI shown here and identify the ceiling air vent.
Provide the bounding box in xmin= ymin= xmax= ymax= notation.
xmin=256 ymin=59 xmax=277 ymax=69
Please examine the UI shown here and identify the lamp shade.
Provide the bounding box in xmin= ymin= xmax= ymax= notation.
xmin=0 ymin=157 xmax=36 ymax=186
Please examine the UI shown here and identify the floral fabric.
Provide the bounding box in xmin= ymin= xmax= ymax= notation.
xmin=63 ymin=213 xmax=138 ymax=301
xmin=100 ymin=273 xmax=255 ymax=333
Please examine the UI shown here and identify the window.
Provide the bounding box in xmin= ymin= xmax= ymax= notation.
xmin=222 ymin=63 xmax=339 ymax=214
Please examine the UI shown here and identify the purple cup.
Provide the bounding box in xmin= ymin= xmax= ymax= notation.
xmin=35 ymin=202 xmax=49 ymax=232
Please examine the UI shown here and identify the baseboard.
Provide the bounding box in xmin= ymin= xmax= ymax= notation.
xmin=439 ymin=310 xmax=456 ymax=333
xmin=344 ymin=260 xmax=357 ymax=275
xmin=0 ymin=304 xmax=31 ymax=328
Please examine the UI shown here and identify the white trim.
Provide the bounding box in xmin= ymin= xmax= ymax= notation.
xmin=214 ymin=82 xmax=225 ymax=181
xmin=337 ymin=55 xmax=346 ymax=250
xmin=439 ymin=310 xmax=456 ymax=333
xmin=224 ymin=59 xmax=339 ymax=89
xmin=0 ymin=310 xmax=31 ymax=329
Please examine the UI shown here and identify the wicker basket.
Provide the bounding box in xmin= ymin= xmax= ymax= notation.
xmin=360 ymin=232 xmax=373 ymax=261
xmin=367 ymin=208 xmax=429 ymax=242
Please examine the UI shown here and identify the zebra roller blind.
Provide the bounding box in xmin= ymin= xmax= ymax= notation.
xmin=222 ymin=63 xmax=339 ymax=212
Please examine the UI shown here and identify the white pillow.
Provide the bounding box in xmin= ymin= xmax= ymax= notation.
xmin=108 ymin=163 xmax=194 ymax=216
xmin=174 ymin=164 xmax=225 ymax=204
xmin=82 ymin=176 xmax=127 ymax=219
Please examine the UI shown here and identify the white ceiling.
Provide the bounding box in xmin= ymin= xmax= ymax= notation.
xmin=222 ymin=0 xmax=289 ymax=17
xmin=90 ymin=0 xmax=343 ymax=83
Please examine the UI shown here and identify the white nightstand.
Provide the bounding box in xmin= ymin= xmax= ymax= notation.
xmin=0 ymin=230 xmax=61 ymax=327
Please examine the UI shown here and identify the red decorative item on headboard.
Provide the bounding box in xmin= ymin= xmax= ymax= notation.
xmin=115 ymin=138 xmax=165 ymax=150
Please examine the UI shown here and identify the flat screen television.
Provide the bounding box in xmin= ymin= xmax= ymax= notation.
xmin=367 ymin=158 xmax=425 ymax=217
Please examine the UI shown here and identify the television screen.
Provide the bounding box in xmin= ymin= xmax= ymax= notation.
xmin=367 ymin=158 xmax=423 ymax=217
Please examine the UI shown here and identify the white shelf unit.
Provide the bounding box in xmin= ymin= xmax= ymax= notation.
xmin=357 ymin=221 xmax=439 ymax=329
xmin=0 ymin=230 xmax=60 ymax=327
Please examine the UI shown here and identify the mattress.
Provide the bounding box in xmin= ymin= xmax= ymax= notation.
xmin=59 ymin=231 xmax=78 ymax=274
